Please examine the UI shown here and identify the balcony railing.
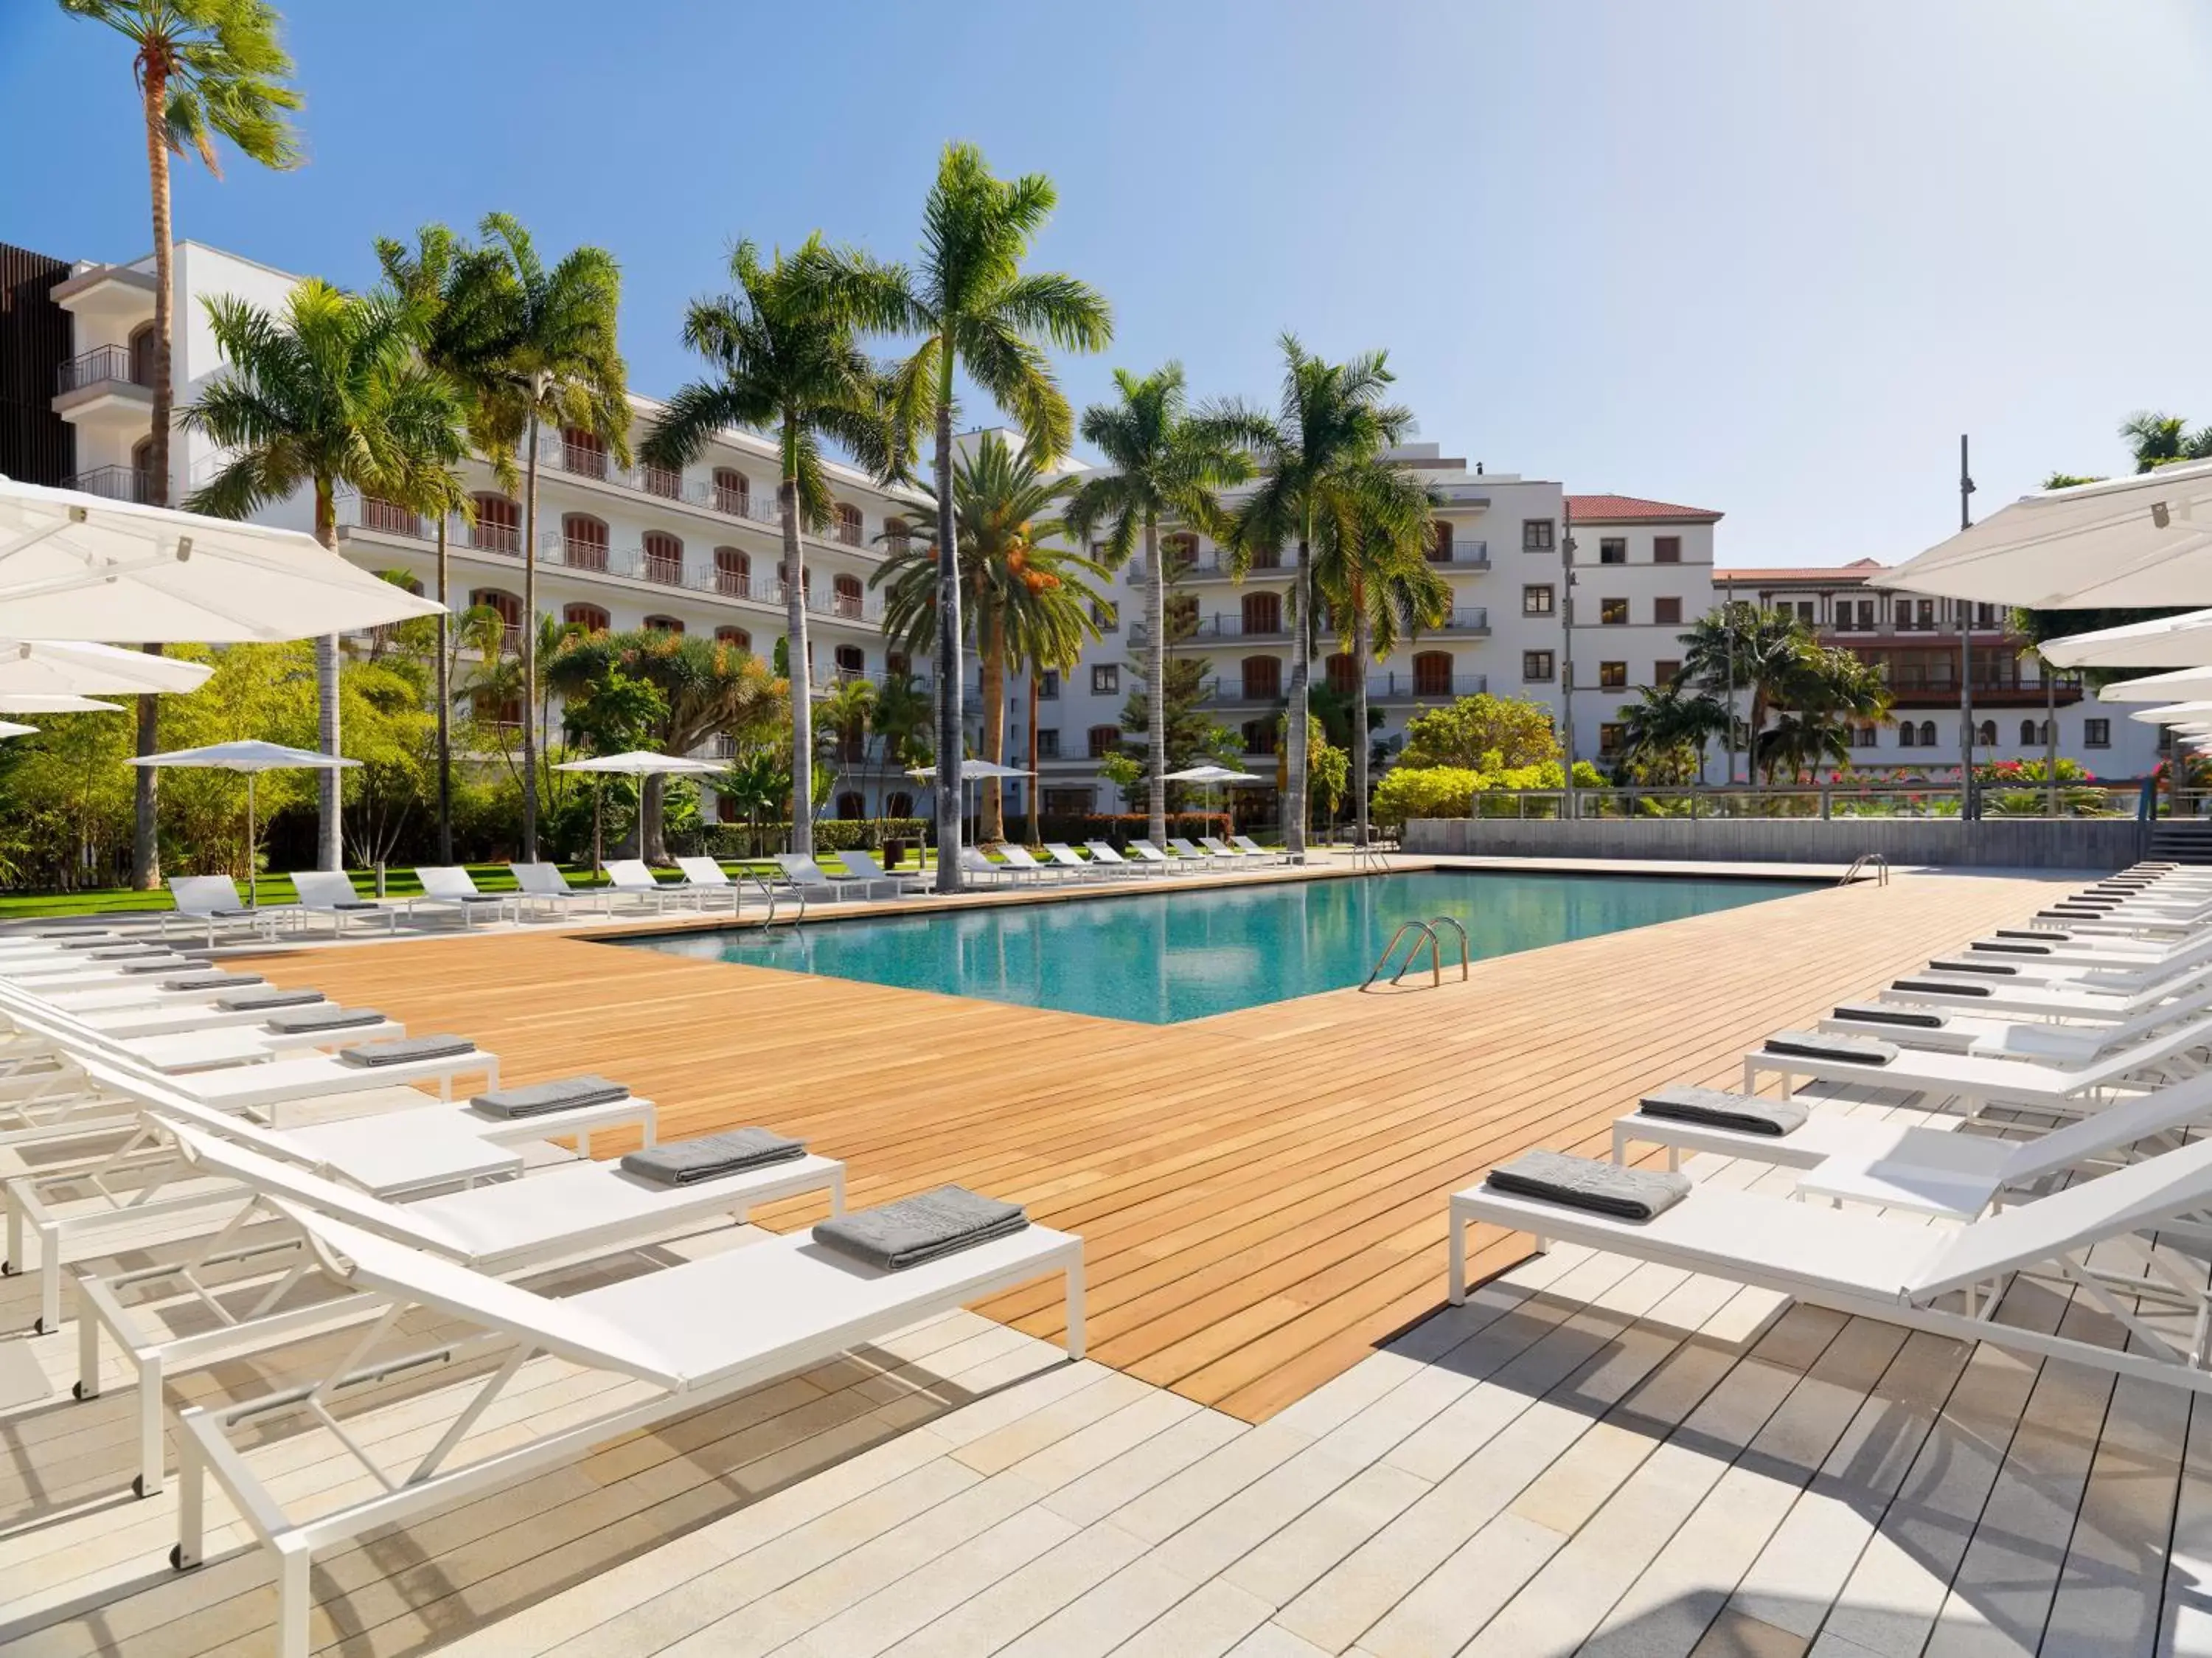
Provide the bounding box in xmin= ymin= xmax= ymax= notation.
xmin=358 ymin=497 xmax=423 ymax=538
xmin=833 ymin=517 xmax=864 ymax=547
xmin=530 ymin=429 xmax=897 ymax=551
xmin=56 ymin=344 xmax=151 ymax=395
xmin=1424 ymin=541 xmax=1490 ymax=569
xmin=1198 ymin=670 xmax=1488 ymax=705
xmin=470 ymin=520 xmax=521 ymax=555
xmin=63 ymin=464 xmax=153 ymax=503
xmin=1434 ymin=608 xmax=1489 ymax=634
xmin=643 ymin=551 xmax=684 ymax=586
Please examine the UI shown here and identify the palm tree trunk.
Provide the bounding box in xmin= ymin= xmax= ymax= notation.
xmin=1284 ymin=528 xmax=1312 ymax=857
xmin=778 ymin=472 xmax=815 ymax=857
xmin=1351 ymin=594 xmax=1372 ymax=848
xmin=981 ymin=614 xmax=1006 ymax=842
xmin=931 ymin=378 xmax=963 ymax=892
xmin=641 ymin=773 xmax=666 ymax=863
xmin=313 ymin=480 xmax=344 ymax=870
xmin=131 ymin=58 xmax=175 ymax=892
xmin=435 ymin=515 xmax=453 ymax=861
xmin=1027 ymin=669 xmax=1040 ymax=843
xmin=1144 ymin=513 xmax=1166 ymax=848
xmin=520 ymin=408 xmax=542 ymax=861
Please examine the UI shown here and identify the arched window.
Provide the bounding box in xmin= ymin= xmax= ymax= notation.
xmin=561 ymin=513 xmax=609 ymax=572
xmin=642 ymin=459 xmax=683 ymax=500
xmin=1242 ymin=591 xmax=1281 ymax=636
xmin=713 ymin=468 xmax=751 ymax=516
xmin=470 ymin=588 xmax=523 ymax=651
xmin=884 ymin=516 xmax=911 ymax=554
xmin=131 ymin=435 xmax=155 ymax=500
xmin=560 ymin=426 xmax=607 ymax=479
xmin=1162 ymin=531 xmax=1200 ymax=574
xmin=128 ymin=321 xmax=158 ymax=387
xmin=887 ymin=651 xmax=911 ymax=679
xmin=1897 ymin=722 xmax=1916 ymax=749
xmin=1919 ymin=721 xmax=1938 ymax=746
xmin=563 ymin=603 xmax=609 ymax=634
xmin=834 ymin=643 xmax=865 ymax=679
xmin=886 ymin=791 xmax=914 ymax=819
xmin=836 ymin=791 xmax=865 ymax=820
xmin=642 ymin=530 xmax=684 ymax=586
xmin=471 ymin=687 xmax=521 ymax=729
xmin=1412 ymin=651 xmax=1453 ymax=698
xmin=779 ymin=560 xmax=811 ymax=601
xmin=644 ymin=614 xmax=684 ymax=635
xmin=832 ymin=572 xmax=864 ymax=619
xmin=473 ymin=493 xmax=520 ymax=555
xmin=1086 ymin=724 xmax=1122 ymax=759
xmin=1325 ymin=652 xmax=1359 ymax=698
xmin=1427 ymin=520 xmax=1454 ymax=564
xmin=1242 ymin=718 xmax=1279 ymax=756
xmin=715 ymin=625 xmax=751 ymax=651
xmin=1976 ymin=720 xmax=1997 ymax=747
xmin=714 ymin=547 xmax=750 ymax=597
xmin=1240 ymin=656 xmax=1281 ymax=701
xmin=833 ymin=503 xmax=864 ymax=547
xmin=2021 ymin=719 xmax=2038 ymax=746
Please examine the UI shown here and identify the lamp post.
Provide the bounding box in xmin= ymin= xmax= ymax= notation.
xmin=1958 ymin=434 xmax=1977 ymax=817
xmin=1559 ymin=499 xmax=1576 ymax=817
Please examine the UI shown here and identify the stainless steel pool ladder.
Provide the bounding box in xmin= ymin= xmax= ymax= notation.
xmin=1349 ymin=842 xmax=1391 ymax=873
xmin=1840 ymin=853 xmax=1890 ymax=888
xmin=1362 ymin=916 xmax=1470 ymax=991
xmin=743 ymin=869 xmax=805 ymax=928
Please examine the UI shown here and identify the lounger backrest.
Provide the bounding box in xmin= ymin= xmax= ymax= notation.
xmin=511 ymin=862 xmax=570 ymax=897
xmin=1085 ymin=842 xmax=1126 ymax=864
xmin=1993 ymin=1069 xmax=2212 ymax=1187
xmin=1201 ymin=837 xmax=1237 ymax=856
xmin=841 ymin=851 xmax=887 ymax=878
xmin=167 ymin=1123 xmax=470 ymax=1255
xmin=674 ymin=856 xmax=730 ymax=887
xmin=61 ymin=1046 xmax=311 ymax=1163
xmin=1913 ymin=1133 xmax=2212 ymax=1299
xmin=290 ymin=870 xmax=358 ymax=909
xmin=773 ymin=854 xmax=828 ymax=886
xmin=605 ymin=859 xmax=661 ymax=891
xmin=1232 ymin=836 xmax=1267 ymax=856
xmin=169 ymin=875 xmax=243 ymax=916
xmin=1167 ymin=839 xmax=1206 ymax=859
xmin=268 ymin=1200 xmax=685 ymax=1388
xmin=1126 ymin=841 xmax=1168 ymax=862
xmin=415 ymin=867 xmax=479 ymax=901
xmin=961 ymin=847 xmax=998 ymax=871
xmin=2067 ymin=1009 xmax=2212 ymax=1088
xmin=1042 ymin=844 xmax=1086 ymax=867
xmin=1000 ymin=846 xmax=1045 ymax=869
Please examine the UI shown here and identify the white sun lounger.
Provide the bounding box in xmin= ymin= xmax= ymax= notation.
xmin=1823 ymin=976 xmax=2212 ymax=1062
xmin=76 ymin=1122 xmax=843 ymax=1497
xmin=996 ymin=844 xmax=1073 ymax=883
xmin=1231 ymin=833 xmax=1287 ymax=864
xmin=597 ymin=857 xmax=685 ymax=915
xmin=1085 ymin=840 xmax=1160 ymax=878
xmin=288 ymin=870 xmax=398 ymax=936
xmin=1042 ymin=842 xmax=1119 ymax=880
xmin=162 ymin=875 xmax=300 ymax=948
xmin=1200 ymin=835 xmax=1259 ymax=863
xmin=960 ymin=846 xmax=1032 ymax=887
xmin=171 ymin=1200 xmax=1084 ymax=1658
xmin=1124 ymin=839 xmax=1196 ymax=875
xmin=1879 ymin=960 xmax=2212 ymax=1020
xmin=1168 ymin=836 xmax=1234 ymax=867
xmin=1450 ymin=1133 xmax=2212 ymax=1398
xmin=774 ymin=852 xmax=876 ymax=901
xmin=511 ymin=861 xmax=611 ymax=920
xmin=407 ymin=866 xmax=519 ymax=929
xmin=838 ymin=849 xmax=929 ymax=896
xmin=671 ymin=855 xmax=749 ymax=911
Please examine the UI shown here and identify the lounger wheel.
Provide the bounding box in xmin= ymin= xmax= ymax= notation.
xmin=32 ymin=1317 xmax=44 ymax=1335
xmin=133 ymin=1474 xmax=147 ymax=1498
xmin=170 ymin=1544 xmax=189 ymax=1571
xmin=72 ymin=1380 xmax=85 ymax=1400
xmin=1 ymin=1260 xmax=13 ymax=1275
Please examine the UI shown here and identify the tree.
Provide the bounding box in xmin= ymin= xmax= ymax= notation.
xmin=475 ymin=212 xmax=629 ymax=864
xmin=1676 ymin=600 xmax=1806 ymax=777
xmin=641 ymin=237 xmax=903 ymax=859
xmin=544 ymin=629 xmax=785 ymax=861
xmin=1398 ymin=692 xmax=1562 ymax=771
xmin=375 ymin=223 xmax=519 ymax=862
xmin=1113 ymin=594 xmax=1239 ymax=804
xmin=823 ymin=142 xmax=1112 ymax=889
xmin=814 ymin=674 xmax=877 ymax=812
xmin=2121 ymin=412 xmax=2212 ymax=474
xmin=1061 ymin=364 xmax=1251 ymax=847
xmin=58 ymin=0 xmax=302 ymax=892
xmin=1214 ymin=337 xmax=1419 ymax=857
xmin=873 ymin=434 xmax=1106 ymax=840
xmin=1612 ymin=680 xmax=1733 ymax=785
xmin=1754 ymin=643 xmax=1891 ymax=783
xmin=181 ymin=279 xmax=465 ymax=867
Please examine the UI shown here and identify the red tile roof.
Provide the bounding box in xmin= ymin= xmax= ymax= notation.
xmin=1565 ymin=493 xmax=1723 ymax=523
xmin=1717 ymin=558 xmax=1890 ymax=585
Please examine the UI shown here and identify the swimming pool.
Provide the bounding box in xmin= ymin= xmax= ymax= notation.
xmin=619 ymin=869 xmax=1813 ymax=1024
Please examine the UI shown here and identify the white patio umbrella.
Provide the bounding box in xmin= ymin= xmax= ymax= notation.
xmin=128 ymin=740 xmax=359 ymax=905
xmin=1161 ymin=762 xmax=1267 ymax=825
xmin=0 ymin=639 xmax=212 ymax=696
xmin=2041 ymin=608 xmax=2212 ymax=671
xmin=0 ymin=721 xmax=37 ymax=740
xmin=0 ymin=477 xmax=444 ymax=641
xmin=2126 ymin=703 xmax=2212 ymax=726
xmin=1889 ymin=460 xmax=2212 ymax=608
xmin=2099 ymin=667 xmax=2212 ymax=704
xmin=553 ymin=751 xmax=726 ymax=876
xmin=906 ymin=760 xmax=1033 ymax=844
xmin=0 ymin=694 xmax=122 ymax=713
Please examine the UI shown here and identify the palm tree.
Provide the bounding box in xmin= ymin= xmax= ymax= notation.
xmin=58 ymin=0 xmax=302 ymax=892
xmin=874 ymin=434 xmax=1106 ymax=842
xmin=181 ymin=280 xmax=465 ymax=867
xmin=1312 ymin=464 xmax=1448 ymax=845
xmin=814 ymin=673 xmax=877 ymax=814
xmin=1757 ymin=643 xmax=1891 ymax=783
xmin=2121 ymin=412 xmax=2212 ymax=474
xmin=1613 ymin=680 xmax=1733 ymax=784
xmin=639 ymin=237 xmax=902 ymax=859
xmin=1060 ymin=364 xmax=1251 ymax=849
xmin=819 ymin=142 xmax=1112 ymax=889
xmin=475 ymin=212 xmax=629 ymax=863
xmin=1214 ymin=337 xmax=1418 ymax=856
xmin=1677 ymin=600 xmax=1806 ymax=779
xmin=870 ymin=671 xmax=933 ymax=810
xmin=374 ymin=223 xmax=517 ymax=861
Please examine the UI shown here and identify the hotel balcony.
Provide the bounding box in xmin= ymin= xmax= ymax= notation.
xmin=1138 ymin=605 xmax=1489 ymax=648
xmin=1197 ymin=670 xmax=1486 ymax=710
xmin=1885 ymin=670 xmax=2084 ymax=710
xmin=1422 ymin=541 xmax=1490 ymax=570
xmin=51 ymin=344 xmax=155 ymax=430
xmin=63 ymin=464 xmax=154 ymax=504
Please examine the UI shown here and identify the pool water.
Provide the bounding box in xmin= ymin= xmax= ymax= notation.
xmin=620 ymin=870 xmax=1812 ymax=1024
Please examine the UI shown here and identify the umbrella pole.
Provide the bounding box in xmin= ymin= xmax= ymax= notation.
xmin=246 ymin=773 xmax=257 ymax=907
xmin=593 ymin=780 xmax=604 ymax=882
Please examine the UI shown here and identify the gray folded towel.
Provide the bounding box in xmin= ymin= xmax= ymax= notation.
xmin=161 ymin=971 xmax=264 ymax=991
xmin=473 ymin=1074 xmax=631 ymax=1119
xmin=1832 ymin=1002 xmax=1944 ymax=1029
xmin=620 ymin=1126 xmax=803 ymax=1185
xmin=337 ymin=1035 xmax=474 ymax=1067
xmin=1763 ymin=1030 xmax=1897 ymax=1066
xmin=1995 ymin=928 xmax=2072 ymax=941
xmin=263 ymin=1005 xmax=385 ymax=1034
xmin=1892 ymin=977 xmax=1993 ymax=997
xmin=1970 ymin=940 xmax=2052 ymax=955
xmin=215 ymin=986 xmax=325 ymax=1011
xmin=813 ymin=1185 xmax=1029 ymax=1270
xmin=1485 ymin=1151 xmax=1691 ymax=1221
xmin=1927 ymin=959 xmax=2018 ymax=976
xmin=117 ymin=955 xmax=201 ymax=974
xmin=1638 ymin=1085 xmax=1809 ymax=1137
xmin=50 ymin=933 xmax=117 ymax=946
xmin=88 ymin=945 xmax=174 ymax=960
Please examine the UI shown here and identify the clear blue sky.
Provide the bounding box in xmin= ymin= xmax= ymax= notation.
xmin=4 ymin=0 xmax=2207 ymax=569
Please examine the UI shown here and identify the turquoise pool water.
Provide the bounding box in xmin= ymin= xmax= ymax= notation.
xmin=621 ymin=870 xmax=1812 ymax=1024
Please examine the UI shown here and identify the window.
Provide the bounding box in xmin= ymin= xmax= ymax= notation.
xmin=1043 ymin=786 xmax=1094 ymax=816
xmin=776 ymin=559 xmax=811 ymax=602
xmin=1653 ymin=597 xmax=1682 ymax=626
xmin=1853 ymin=724 xmax=1878 ymax=749
xmin=1162 ymin=531 xmax=1200 ymax=574
xmin=1653 ymin=535 xmax=1681 ymax=565
xmin=1412 ymin=651 xmax=1453 ymax=697
xmin=1652 ymin=659 xmax=1680 ymax=684
xmin=1035 ymin=728 xmax=1061 ymax=760
xmin=471 ymin=493 xmax=520 ymax=555
xmin=563 ymin=603 xmax=609 ymax=634
xmin=1919 ymin=720 xmax=1938 ymax=746
xmin=887 ymin=651 xmax=910 ymax=679
xmin=832 ymin=573 xmax=864 ymax=619
xmin=834 ymin=643 xmax=864 ymax=679
xmin=833 ymin=791 xmax=863 ymax=821
xmin=642 ymin=461 xmax=683 ymax=500
xmin=1242 ymin=591 xmax=1281 ymax=634
xmin=1898 ymin=721 xmax=1917 ymax=749
xmin=1916 ymin=598 xmax=1935 ymax=629
xmin=470 ymin=687 xmax=521 ymax=729
xmin=1975 ymin=720 xmax=1996 ymax=747
xmin=1040 ymin=669 xmax=1060 ymax=701
xmin=1427 ymin=521 xmax=1455 ymax=564
xmin=1091 ymin=664 xmax=1119 ymax=696
xmin=1975 ymin=603 xmax=1998 ymax=628
xmin=128 ymin=320 xmax=158 ymax=387
xmin=1086 ymin=724 xmax=1121 ymax=760
xmin=832 ymin=503 xmax=864 ymax=547
xmin=1599 ymin=597 xmax=1629 ymax=625
xmin=1522 ymin=518 xmax=1554 ymax=552
xmin=715 ymin=626 xmax=751 ymax=651
xmin=1325 ymin=653 xmax=1359 ymax=697
xmin=1857 ymin=599 xmax=1876 ymax=630
xmin=1240 ymin=656 xmax=1281 ymax=701
xmin=1599 ymin=538 xmax=1627 ymax=565
xmin=560 ymin=513 xmax=608 ymax=572
xmin=2023 ymin=719 xmax=2051 ymax=746
xmin=470 ymin=589 xmax=521 ymax=647
xmin=714 ymin=547 xmax=750 ymax=597
xmin=560 ymin=426 xmax=607 ymax=479
xmin=1092 ymin=600 xmax=1119 ymax=632
xmin=1598 ymin=661 xmax=1627 ymax=690
xmin=883 ymin=516 xmax=911 ymax=555
xmin=1523 ymin=584 xmax=1554 ymax=617
xmin=642 ymin=530 xmax=683 ymax=585
xmin=1523 ymin=650 xmax=1555 ymax=682
xmin=886 ymin=791 xmax=914 ymax=817
xmin=2085 ymin=718 xmax=2111 ymax=748
xmin=643 ymin=614 xmax=684 ymax=634
xmin=1242 ymin=718 xmax=1278 ymax=756
xmin=1599 ymin=723 xmax=1626 ymax=756
xmin=712 ymin=468 xmax=750 ymax=516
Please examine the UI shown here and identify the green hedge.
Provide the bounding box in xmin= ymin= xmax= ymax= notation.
xmin=695 ymin=818 xmax=931 ymax=857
